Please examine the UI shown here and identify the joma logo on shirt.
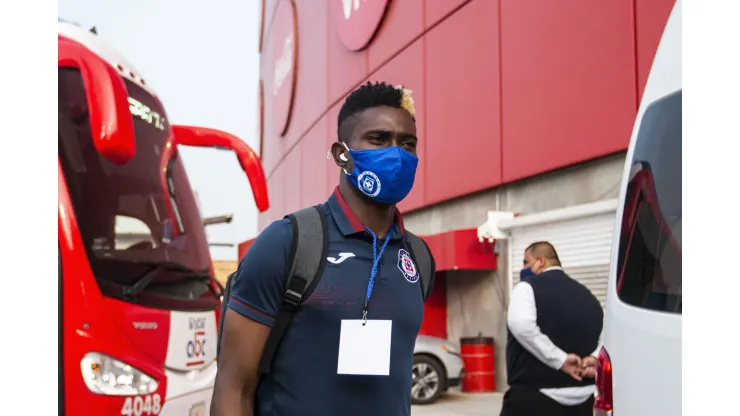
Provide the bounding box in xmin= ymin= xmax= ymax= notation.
xmin=327 ymin=252 xmax=356 ymax=264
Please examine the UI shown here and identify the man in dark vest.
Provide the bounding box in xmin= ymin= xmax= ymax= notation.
xmin=501 ymin=241 xmax=603 ymax=416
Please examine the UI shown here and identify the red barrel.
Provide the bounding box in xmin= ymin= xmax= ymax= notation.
xmin=460 ymin=335 xmax=496 ymax=392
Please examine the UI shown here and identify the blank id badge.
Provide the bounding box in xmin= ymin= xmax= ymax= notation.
xmin=337 ymin=319 xmax=392 ymax=376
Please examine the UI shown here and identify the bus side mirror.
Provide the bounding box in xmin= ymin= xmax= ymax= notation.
xmin=170 ymin=125 xmax=270 ymax=213
xmin=58 ymin=36 xmax=136 ymax=165
xmin=158 ymin=126 xmax=270 ymax=237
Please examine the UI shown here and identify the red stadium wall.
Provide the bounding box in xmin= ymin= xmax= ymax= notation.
xmin=257 ymin=0 xmax=674 ymax=230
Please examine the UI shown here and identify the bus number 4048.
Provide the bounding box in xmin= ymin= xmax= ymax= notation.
xmin=121 ymin=394 xmax=162 ymax=416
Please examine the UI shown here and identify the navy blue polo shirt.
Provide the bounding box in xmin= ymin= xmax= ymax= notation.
xmin=228 ymin=188 xmax=433 ymax=416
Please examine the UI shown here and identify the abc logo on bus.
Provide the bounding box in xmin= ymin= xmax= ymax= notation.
xmin=186 ymin=331 xmax=207 ymax=363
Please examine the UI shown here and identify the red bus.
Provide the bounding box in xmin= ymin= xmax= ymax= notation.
xmin=58 ymin=20 xmax=269 ymax=415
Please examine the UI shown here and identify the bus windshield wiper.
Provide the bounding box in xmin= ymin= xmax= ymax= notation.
xmin=122 ymin=261 xmax=211 ymax=300
xmin=154 ymin=273 xmax=223 ymax=298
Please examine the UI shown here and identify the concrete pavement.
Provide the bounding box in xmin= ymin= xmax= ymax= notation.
xmin=411 ymin=389 xmax=502 ymax=416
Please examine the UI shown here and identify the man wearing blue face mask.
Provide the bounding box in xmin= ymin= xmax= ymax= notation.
xmin=212 ymin=81 xmax=436 ymax=416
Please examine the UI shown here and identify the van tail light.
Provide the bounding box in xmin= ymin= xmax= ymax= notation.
xmin=594 ymin=346 xmax=614 ymax=415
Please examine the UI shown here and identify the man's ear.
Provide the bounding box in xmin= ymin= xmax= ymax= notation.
xmin=329 ymin=141 xmax=353 ymax=171
xmin=530 ymin=257 xmax=541 ymax=274
xmin=535 ymin=257 xmax=547 ymax=273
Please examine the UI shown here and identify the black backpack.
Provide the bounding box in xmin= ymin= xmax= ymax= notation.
xmin=216 ymin=206 xmax=435 ymax=375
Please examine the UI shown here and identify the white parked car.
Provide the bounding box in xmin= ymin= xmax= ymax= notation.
xmin=596 ymin=1 xmax=682 ymax=415
xmin=412 ymin=335 xmax=465 ymax=405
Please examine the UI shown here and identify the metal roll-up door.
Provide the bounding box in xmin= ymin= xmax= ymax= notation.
xmin=508 ymin=202 xmax=617 ymax=308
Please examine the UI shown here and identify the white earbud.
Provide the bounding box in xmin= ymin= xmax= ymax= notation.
xmin=328 ymin=143 xmax=350 ymax=165
xmin=340 ymin=142 xmax=351 ymax=162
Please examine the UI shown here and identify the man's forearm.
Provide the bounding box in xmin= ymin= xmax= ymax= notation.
xmin=508 ymin=283 xmax=568 ymax=370
xmin=510 ymin=329 xmax=567 ymax=370
xmin=211 ymin=384 xmax=254 ymax=416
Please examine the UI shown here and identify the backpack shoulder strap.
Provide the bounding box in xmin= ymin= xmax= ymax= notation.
xmin=258 ymin=205 xmax=327 ymax=375
xmin=405 ymin=231 xmax=435 ymax=301
xmin=216 ymin=271 xmax=236 ymax=361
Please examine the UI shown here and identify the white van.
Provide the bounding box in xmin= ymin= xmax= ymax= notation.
xmin=595 ymin=0 xmax=682 ymax=415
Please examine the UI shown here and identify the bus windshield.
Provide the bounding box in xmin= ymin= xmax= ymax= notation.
xmin=59 ymin=68 xmax=216 ymax=310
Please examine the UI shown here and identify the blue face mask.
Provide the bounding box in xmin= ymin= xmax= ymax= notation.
xmin=341 ymin=143 xmax=418 ymax=204
xmin=520 ymin=267 xmax=535 ymax=279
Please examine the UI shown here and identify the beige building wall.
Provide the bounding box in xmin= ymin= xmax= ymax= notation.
xmin=212 ymin=260 xmax=238 ymax=286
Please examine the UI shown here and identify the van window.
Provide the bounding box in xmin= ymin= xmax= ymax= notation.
xmin=616 ymin=90 xmax=682 ymax=314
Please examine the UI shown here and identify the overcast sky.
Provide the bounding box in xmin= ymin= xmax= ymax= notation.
xmin=59 ymin=0 xmax=262 ymax=260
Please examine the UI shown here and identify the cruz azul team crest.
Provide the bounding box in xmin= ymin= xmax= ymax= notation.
xmin=397 ymin=249 xmax=419 ymax=283
xmin=357 ymin=171 xmax=381 ymax=198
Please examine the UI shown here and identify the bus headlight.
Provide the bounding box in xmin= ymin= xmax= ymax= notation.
xmin=80 ymin=352 xmax=159 ymax=396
